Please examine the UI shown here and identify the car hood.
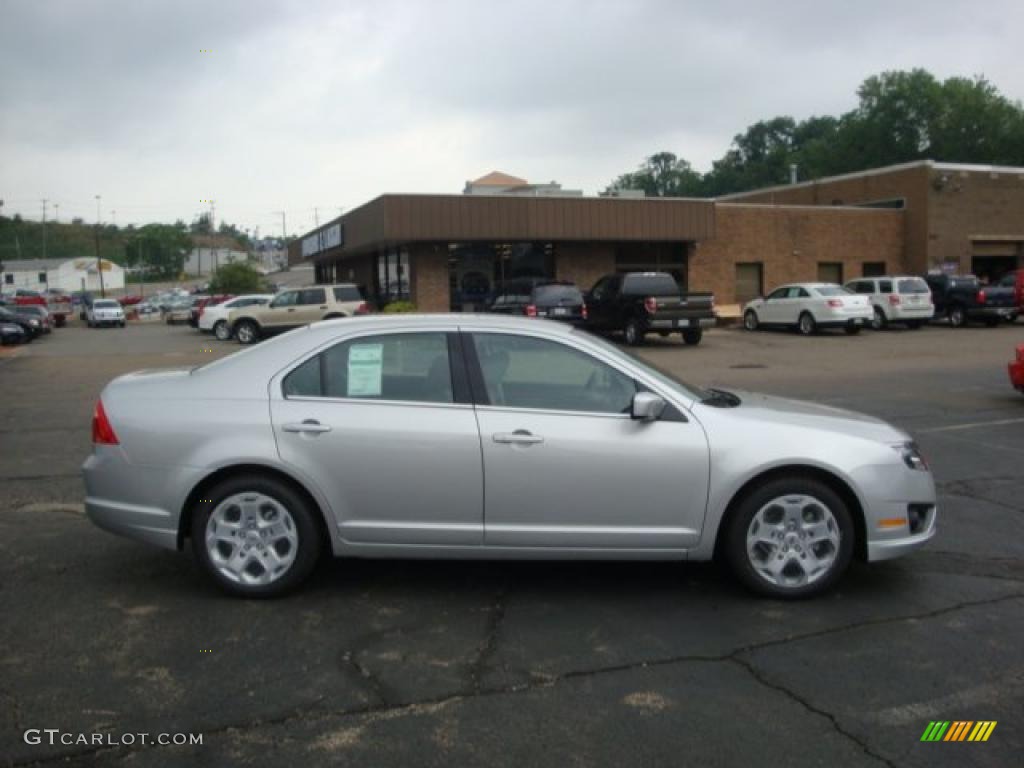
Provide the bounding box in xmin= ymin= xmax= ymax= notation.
xmin=715 ymin=390 xmax=909 ymax=443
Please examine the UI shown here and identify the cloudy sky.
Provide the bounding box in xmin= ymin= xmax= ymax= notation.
xmin=1 ymin=0 xmax=1021 ymax=237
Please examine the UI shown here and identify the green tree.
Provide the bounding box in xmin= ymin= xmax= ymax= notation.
xmin=125 ymin=223 xmax=192 ymax=279
xmin=604 ymin=152 xmax=704 ymax=197
xmin=208 ymin=261 xmax=266 ymax=294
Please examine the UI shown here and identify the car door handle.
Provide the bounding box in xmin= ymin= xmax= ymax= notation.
xmin=493 ymin=430 xmax=544 ymax=445
xmin=282 ymin=420 xmax=332 ymax=434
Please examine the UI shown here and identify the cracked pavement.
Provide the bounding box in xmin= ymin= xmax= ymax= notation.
xmin=1 ymin=320 xmax=1022 ymax=767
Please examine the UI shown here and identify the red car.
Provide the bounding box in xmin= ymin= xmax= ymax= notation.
xmin=1010 ymin=343 xmax=1024 ymax=393
xmin=118 ymin=295 xmax=144 ymax=306
xmin=9 ymin=288 xmax=70 ymax=327
xmin=191 ymin=294 xmax=234 ymax=327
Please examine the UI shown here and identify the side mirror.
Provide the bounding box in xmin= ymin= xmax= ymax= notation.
xmin=631 ymin=392 xmax=666 ymax=422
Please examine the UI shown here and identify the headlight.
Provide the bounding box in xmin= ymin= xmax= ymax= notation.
xmin=29 ymin=318 xmax=40 ymax=326
xmin=893 ymin=441 xmax=928 ymax=471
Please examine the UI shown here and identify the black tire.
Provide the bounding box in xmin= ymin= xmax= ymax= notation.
xmin=844 ymin=323 xmax=861 ymax=335
xmin=682 ymin=328 xmax=703 ymax=345
xmin=724 ymin=475 xmax=855 ymax=599
xmin=948 ymin=305 xmax=967 ymax=328
xmin=55 ymin=316 xmax=66 ymax=328
xmin=797 ymin=312 xmax=817 ymax=336
xmin=906 ymin=320 xmax=922 ymax=330
xmin=623 ymin=318 xmax=645 ymax=346
xmin=984 ymin=317 xmax=999 ymax=328
xmin=119 ymin=321 xmax=126 ymax=328
xmin=213 ymin=320 xmax=231 ymax=341
xmin=191 ymin=475 xmax=323 ymax=598
xmin=235 ymin=320 xmax=260 ymax=345
xmin=870 ymin=307 xmax=887 ymax=331
xmin=743 ymin=310 xmax=759 ymax=331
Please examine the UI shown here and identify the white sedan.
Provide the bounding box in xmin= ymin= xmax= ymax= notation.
xmin=200 ymin=294 xmax=273 ymax=340
xmin=743 ymin=283 xmax=872 ymax=335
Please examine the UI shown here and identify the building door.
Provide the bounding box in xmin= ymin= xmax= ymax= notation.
xmin=817 ymin=262 xmax=844 ymax=285
xmin=734 ymin=263 xmax=764 ymax=303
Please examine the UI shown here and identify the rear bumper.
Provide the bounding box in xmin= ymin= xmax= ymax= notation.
xmin=969 ymin=306 xmax=1016 ymax=319
xmin=647 ymin=316 xmax=716 ymax=330
xmin=889 ymin=306 xmax=934 ymax=320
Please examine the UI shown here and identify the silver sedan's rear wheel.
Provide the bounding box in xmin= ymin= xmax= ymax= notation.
xmin=235 ymin=320 xmax=259 ymax=345
xmin=192 ymin=476 xmax=323 ymax=597
xmin=725 ymin=476 xmax=854 ymax=598
xmin=206 ymin=493 xmax=299 ymax=587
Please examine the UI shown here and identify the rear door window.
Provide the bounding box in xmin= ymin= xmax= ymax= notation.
xmin=299 ymin=288 xmax=327 ymax=305
xmin=333 ymin=286 xmax=363 ymax=302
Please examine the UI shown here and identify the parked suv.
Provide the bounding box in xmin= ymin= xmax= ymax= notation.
xmin=229 ymin=284 xmax=369 ymax=344
xmin=488 ymin=280 xmax=587 ymax=325
xmin=924 ymin=273 xmax=1017 ymax=327
xmin=844 ymin=276 xmax=934 ymax=330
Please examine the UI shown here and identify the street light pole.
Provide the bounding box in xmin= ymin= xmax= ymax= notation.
xmin=94 ymin=195 xmax=106 ymax=298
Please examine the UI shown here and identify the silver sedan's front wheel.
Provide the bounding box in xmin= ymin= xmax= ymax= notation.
xmin=192 ymin=476 xmax=323 ymax=597
xmin=745 ymin=495 xmax=841 ymax=588
xmin=725 ymin=476 xmax=854 ymax=598
xmin=213 ymin=320 xmax=231 ymax=341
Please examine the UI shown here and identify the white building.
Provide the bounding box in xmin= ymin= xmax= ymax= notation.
xmin=463 ymin=170 xmax=583 ymax=196
xmin=1 ymin=258 xmax=125 ymax=293
xmin=184 ymin=235 xmax=249 ymax=277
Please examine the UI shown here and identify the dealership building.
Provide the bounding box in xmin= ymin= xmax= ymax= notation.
xmin=289 ymin=163 xmax=1024 ymax=311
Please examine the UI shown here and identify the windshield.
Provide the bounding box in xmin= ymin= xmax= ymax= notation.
xmin=572 ymin=329 xmax=708 ymax=401
xmin=93 ymin=300 xmax=119 ymax=308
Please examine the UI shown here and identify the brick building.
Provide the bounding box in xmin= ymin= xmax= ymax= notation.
xmin=289 ymin=161 xmax=1023 ymax=310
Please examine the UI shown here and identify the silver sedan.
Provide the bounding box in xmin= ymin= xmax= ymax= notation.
xmin=83 ymin=315 xmax=936 ymax=598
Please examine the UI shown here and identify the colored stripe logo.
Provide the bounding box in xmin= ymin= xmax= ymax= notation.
xmin=920 ymin=721 xmax=997 ymax=742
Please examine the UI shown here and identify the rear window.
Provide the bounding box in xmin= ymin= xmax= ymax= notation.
xmin=93 ymin=300 xmax=119 ymax=308
xmin=622 ymin=274 xmax=679 ymax=296
xmin=533 ymin=285 xmax=582 ymax=302
xmin=333 ymin=286 xmax=363 ymax=302
xmin=897 ymin=278 xmax=929 ymax=294
xmin=814 ymin=286 xmax=851 ymax=297
xmin=949 ymin=277 xmax=978 ymax=290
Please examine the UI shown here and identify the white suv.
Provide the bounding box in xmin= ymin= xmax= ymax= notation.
xmin=844 ymin=276 xmax=934 ymax=330
xmin=200 ymin=294 xmax=273 ymax=340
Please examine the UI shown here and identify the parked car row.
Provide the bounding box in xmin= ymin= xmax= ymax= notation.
xmin=0 ymin=302 xmax=58 ymax=344
xmin=743 ymin=271 xmax=1021 ymax=336
xmin=0 ymin=288 xmax=71 ymax=327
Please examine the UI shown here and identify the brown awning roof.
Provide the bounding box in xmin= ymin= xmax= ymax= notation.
xmin=295 ymin=194 xmax=716 ymax=261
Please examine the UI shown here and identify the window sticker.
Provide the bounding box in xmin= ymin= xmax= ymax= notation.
xmin=348 ymin=344 xmax=383 ymax=397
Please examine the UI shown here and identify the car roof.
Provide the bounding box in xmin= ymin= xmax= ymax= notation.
xmin=309 ymin=313 xmax=575 ymax=336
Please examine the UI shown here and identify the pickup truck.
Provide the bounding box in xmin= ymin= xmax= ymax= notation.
xmin=924 ymin=273 xmax=1017 ymax=327
xmin=584 ymin=271 xmax=716 ymax=346
xmin=2 ymin=288 xmax=70 ymax=327
xmin=995 ymin=269 xmax=1023 ymax=320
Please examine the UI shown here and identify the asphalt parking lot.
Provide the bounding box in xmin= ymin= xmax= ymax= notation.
xmin=2 ymin=318 xmax=1022 ymax=767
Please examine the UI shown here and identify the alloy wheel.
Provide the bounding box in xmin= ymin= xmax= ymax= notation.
xmin=743 ymin=311 xmax=758 ymax=331
xmin=214 ymin=321 xmax=230 ymax=341
xmin=745 ymin=494 xmax=841 ymax=589
xmin=204 ymin=492 xmax=299 ymax=586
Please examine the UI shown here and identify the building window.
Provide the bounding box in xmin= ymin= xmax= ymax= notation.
xmin=735 ymin=262 xmax=764 ymax=303
xmin=5 ymin=274 xmax=14 ymax=285
xmin=375 ymin=247 xmax=410 ymax=303
xmin=862 ymin=261 xmax=886 ymax=277
xmin=38 ymin=272 xmax=48 ymax=284
xmin=817 ymin=262 xmax=844 ymax=284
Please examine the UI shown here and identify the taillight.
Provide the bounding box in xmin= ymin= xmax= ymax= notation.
xmin=525 ymin=304 xmax=538 ymax=317
xmin=977 ymin=290 xmax=986 ymax=304
xmin=92 ymin=400 xmax=119 ymax=445
xmin=581 ymin=303 xmax=588 ymax=320
xmin=355 ymin=302 xmax=370 ymax=315
xmin=643 ymin=296 xmax=658 ymax=314
xmin=198 ymin=306 xmax=206 ymax=317
xmin=827 ymin=299 xmax=843 ymax=308
xmin=888 ymin=294 xmax=901 ymax=305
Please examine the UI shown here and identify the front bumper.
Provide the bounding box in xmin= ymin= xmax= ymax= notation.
xmin=1009 ymin=360 xmax=1024 ymax=392
xmin=866 ymin=507 xmax=937 ymax=561
xmin=853 ymin=462 xmax=938 ymax=562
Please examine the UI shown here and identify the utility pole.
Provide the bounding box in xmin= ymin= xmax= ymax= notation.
xmin=53 ymin=203 xmax=59 ymax=223
xmin=111 ymin=209 xmax=117 ymax=228
xmin=41 ymin=199 xmax=48 ymax=260
xmin=209 ymin=199 xmax=215 ymax=233
xmin=314 ymin=207 xmax=320 ymax=227
xmin=275 ymin=211 xmax=288 ymax=272
xmin=139 ymin=238 xmax=145 ymax=298
xmin=94 ymin=195 xmax=106 ymax=298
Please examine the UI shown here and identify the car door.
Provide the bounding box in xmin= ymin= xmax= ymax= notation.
xmin=466 ymin=331 xmax=709 ymax=550
xmin=296 ymin=287 xmax=328 ymax=324
xmin=262 ymin=290 xmax=300 ymax=330
xmin=586 ymin=276 xmax=620 ymax=329
xmin=790 ymin=287 xmax=813 ymax=323
xmin=759 ymin=287 xmax=790 ymax=324
xmin=270 ymin=329 xmax=483 ymax=546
